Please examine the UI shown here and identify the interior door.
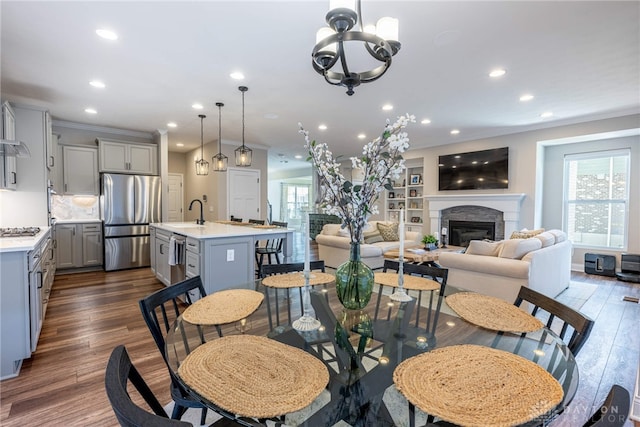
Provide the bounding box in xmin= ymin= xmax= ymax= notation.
xmin=228 ymin=168 xmax=260 ymax=221
xmin=167 ymin=173 xmax=183 ymax=222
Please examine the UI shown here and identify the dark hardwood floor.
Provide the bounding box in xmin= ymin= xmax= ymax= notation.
xmin=1 ymin=234 xmax=638 ymax=426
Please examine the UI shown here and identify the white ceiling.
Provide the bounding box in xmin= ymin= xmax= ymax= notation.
xmin=2 ymin=1 xmax=639 ymax=171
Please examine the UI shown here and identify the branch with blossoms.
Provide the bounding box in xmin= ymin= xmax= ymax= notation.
xmin=300 ymin=114 xmax=415 ymax=244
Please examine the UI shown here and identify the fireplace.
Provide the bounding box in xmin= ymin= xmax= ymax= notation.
xmin=449 ymin=220 xmax=495 ymax=247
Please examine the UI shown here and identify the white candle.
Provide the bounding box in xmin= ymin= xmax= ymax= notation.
xmin=304 ymin=212 xmax=310 ymax=272
xmin=399 ymin=209 xmax=405 ymax=254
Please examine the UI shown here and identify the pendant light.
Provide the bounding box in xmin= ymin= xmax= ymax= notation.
xmin=234 ymin=86 xmax=252 ymax=167
xmin=212 ymin=102 xmax=228 ymax=172
xmin=195 ymin=114 xmax=209 ymax=175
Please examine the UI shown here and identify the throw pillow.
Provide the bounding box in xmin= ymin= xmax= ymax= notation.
xmin=510 ymin=228 xmax=545 ymax=239
xmin=363 ymin=230 xmax=384 ymax=244
xmin=337 ymin=227 xmax=351 ymax=238
xmin=499 ymin=238 xmax=542 ymax=259
xmin=377 ymin=222 xmax=400 ymax=241
xmin=547 ymin=229 xmax=567 ymax=243
xmin=465 ymin=240 xmax=503 ymax=257
xmin=535 ymin=231 xmax=555 ymax=248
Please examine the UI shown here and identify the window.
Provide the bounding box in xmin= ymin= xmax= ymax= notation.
xmin=563 ymin=149 xmax=630 ymax=249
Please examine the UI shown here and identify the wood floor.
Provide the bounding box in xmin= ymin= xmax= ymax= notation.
xmin=1 ymin=237 xmax=638 ymax=427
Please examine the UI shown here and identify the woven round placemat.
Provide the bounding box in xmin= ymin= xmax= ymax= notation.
xmin=394 ymin=344 xmax=563 ymax=426
xmin=178 ymin=335 xmax=329 ymax=418
xmin=262 ymin=272 xmax=335 ymax=289
xmin=253 ymin=224 xmax=278 ymax=229
xmin=446 ymin=292 xmax=544 ymax=333
xmin=182 ymin=289 xmax=264 ymax=326
xmin=374 ymin=272 xmax=440 ymax=291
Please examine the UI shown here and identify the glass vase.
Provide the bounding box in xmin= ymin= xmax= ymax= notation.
xmin=335 ymin=243 xmax=374 ymax=310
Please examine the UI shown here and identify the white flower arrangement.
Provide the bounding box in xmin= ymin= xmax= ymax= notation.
xmin=300 ymin=114 xmax=415 ymax=244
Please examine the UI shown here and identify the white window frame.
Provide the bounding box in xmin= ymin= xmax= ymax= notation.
xmin=563 ymin=148 xmax=630 ymax=250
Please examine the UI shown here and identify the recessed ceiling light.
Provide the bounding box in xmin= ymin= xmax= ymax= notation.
xmin=421 ymin=118 xmax=431 ymax=125
xmin=357 ymin=133 xmax=366 ymax=139
xmin=489 ymin=68 xmax=506 ymax=78
xmin=89 ymin=80 xmax=105 ymax=89
xmin=318 ymin=124 xmax=327 ymax=130
xmin=294 ymin=155 xmax=302 ymax=159
xmin=192 ymin=103 xmax=203 ymax=110
xmin=382 ymin=104 xmax=393 ymax=111
xmin=176 ymin=143 xmax=184 ymax=147
xmin=85 ymin=108 xmax=97 ymax=114
xmin=450 ymin=129 xmax=460 ymax=135
xmin=230 ymin=72 xmax=245 ymax=80
xmin=519 ymin=94 xmax=534 ymax=102
xmin=167 ymin=122 xmax=177 ymax=128
xmin=540 ymin=111 xmax=553 ymax=118
xmin=96 ymin=29 xmax=118 ymax=40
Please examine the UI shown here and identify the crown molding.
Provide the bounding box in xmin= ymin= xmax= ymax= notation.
xmin=51 ymin=119 xmax=154 ymax=140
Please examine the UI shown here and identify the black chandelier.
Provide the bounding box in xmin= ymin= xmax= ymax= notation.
xmin=195 ymin=114 xmax=209 ymax=175
xmin=312 ymin=0 xmax=400 ymax=96
xmin=235 ymin=86 xmax=252 ymax=167
xmin=212 ymin=102 xmax=228 ymax=172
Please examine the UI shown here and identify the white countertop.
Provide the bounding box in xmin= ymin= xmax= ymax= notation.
xmin=0 ymin=227 xmax=51 ymax=253
xmin=151 ymin=222 xmax=293 ymax=239
xmin=53 ymin=219 xmax=101 ymax=224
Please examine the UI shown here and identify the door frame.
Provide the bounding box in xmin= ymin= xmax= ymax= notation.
xmin=168 ymin=173 xmax=184 ymax=222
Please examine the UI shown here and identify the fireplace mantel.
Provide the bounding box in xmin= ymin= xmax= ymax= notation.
xmin=424 ymin=194 xmax=526 ymax=238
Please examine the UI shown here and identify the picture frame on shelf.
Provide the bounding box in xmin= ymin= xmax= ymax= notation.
xmin=411 ymin=216 xmax=421 ymax=223
xmin=409 ymin=189 xmax=417 ymax=197
xmin=388 ymin=192 xmax=395 ymax=198
xmin=410 ymin=174 xmax=421 ymax=185
xmin=398 ymin=202 xmax=405 ymax=209
xmin=389 ymin=203 xmax=395 ymax=210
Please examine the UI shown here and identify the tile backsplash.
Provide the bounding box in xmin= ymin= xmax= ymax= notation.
xmin=52 ymin=195 xmax=100 ymax=220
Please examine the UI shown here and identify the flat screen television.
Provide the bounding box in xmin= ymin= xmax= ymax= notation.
xmin=438 ymin=147 xmax=509 ymax=190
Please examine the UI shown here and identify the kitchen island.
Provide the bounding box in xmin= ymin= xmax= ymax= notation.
xmin=149 ymin=222 xmax=294 ymax=295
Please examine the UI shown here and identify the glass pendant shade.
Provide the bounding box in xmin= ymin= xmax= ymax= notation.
xmin=235 ymin=86 xmax=252 ymax=167
xmin=213 ymin=102 xmax=228 ymax=172
xmin=195 ymin=114 xmax=209 ymax=175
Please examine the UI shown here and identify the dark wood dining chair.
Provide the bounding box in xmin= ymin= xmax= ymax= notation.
xmin=378 ymin=260 xmax=448 ymax=340
xmin=260 ymin=260 xmax=326 ymax=331
xmin=582 ymin=384 xmax=630 ymax=427
xmin=138 ymin=277 xmax=212 ymax=424
xmin=514 ymin=285 xmax=595 ymax=356
xmin=105 ymin=345 xmax=193 ymax=427
xmin=230 ymin=216 xmax=242 ymax=222
xmin=248 ymin=219 xmax=265 ymax=225
xmin=255 ymin=221 xmax=287 ymax=275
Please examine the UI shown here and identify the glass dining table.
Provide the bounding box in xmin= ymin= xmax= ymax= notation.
xmin=164 ymin=276 xmax=579 ymax=427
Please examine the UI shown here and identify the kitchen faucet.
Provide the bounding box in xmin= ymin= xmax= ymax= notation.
xmin=188 ymin=199 xmax=205 ymax=225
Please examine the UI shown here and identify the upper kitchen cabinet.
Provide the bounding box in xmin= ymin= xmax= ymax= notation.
xmin=98 ymin=139 xmax=158 ymax=175
xmin=1 ymin=102 xmax=18 ymax=190
xmin=62 ymin=145 xmax=99 ymax=195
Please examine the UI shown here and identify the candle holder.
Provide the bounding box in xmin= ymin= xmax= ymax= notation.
xmin=292 ymin=270 xmax=321 ymax=331
xmin=389 ymin=255 xmax=412 ymax=302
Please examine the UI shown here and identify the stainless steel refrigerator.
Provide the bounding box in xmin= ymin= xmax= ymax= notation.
xmin=101 ymin=173 xmax=161 ymax=271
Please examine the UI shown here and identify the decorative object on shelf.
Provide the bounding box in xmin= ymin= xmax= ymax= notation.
xmin=411 ymin=216 xmax=421 ymax=223
xmin=422 ymin=234 xmax=439 ymax=250
xmin=293 ymin=212 xmax=321 ymax=331
xmin=410 ymin=174 xmax=421 ymax=185
xmin=389 ymin=203 xmax=395 ymax=210
xmin=409 ymin=189 xmax=417 ymax=197
xmin=235 ymin=86 xmax=252 ymax=167
xmin=212 ymin=102 xmax=228 ymax=172
xmin=311 ymin=0 xmax=401 ymax=96
xmin=301 ymin=113 xmax=415 ymax=309
xmin=398 ymin=202 xmax=405 ymax=209
xmin=195 ymin=114 xmax=209 ymax=175
xmin=388 ymin=191 xmax=395 ymax=198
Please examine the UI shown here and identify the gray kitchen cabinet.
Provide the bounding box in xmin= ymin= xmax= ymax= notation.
xmin=62 ymin=145 xmax=99 ymax=195
xmin=0 ymin=230 xmax=51 ymax=379
xmin=149 ymin=226 xmax=156 ymax=274
xmin=98 ymin=139 xmax=157 ymax=175
xmin=185 ymin=237 xmax=200 ymax=278
xmin=81 ymin=223 xmax=103 ymax=266
xmin=1 ymin=101 xmax=18 ymax=190
xmin=56 ymin=222 xmax=103 ymax=269
xmin=153 ymin=228 xmax=171 ymax=286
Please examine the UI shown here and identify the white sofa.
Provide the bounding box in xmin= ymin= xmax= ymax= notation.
xmin=438 ymin=229 xmax=572 ymax=303
xmin=316 ymin=221 xmax=422 ymax=270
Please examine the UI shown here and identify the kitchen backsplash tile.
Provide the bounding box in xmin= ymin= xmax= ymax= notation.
xmin=52 ymin=195 xmax=99 ymax=220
